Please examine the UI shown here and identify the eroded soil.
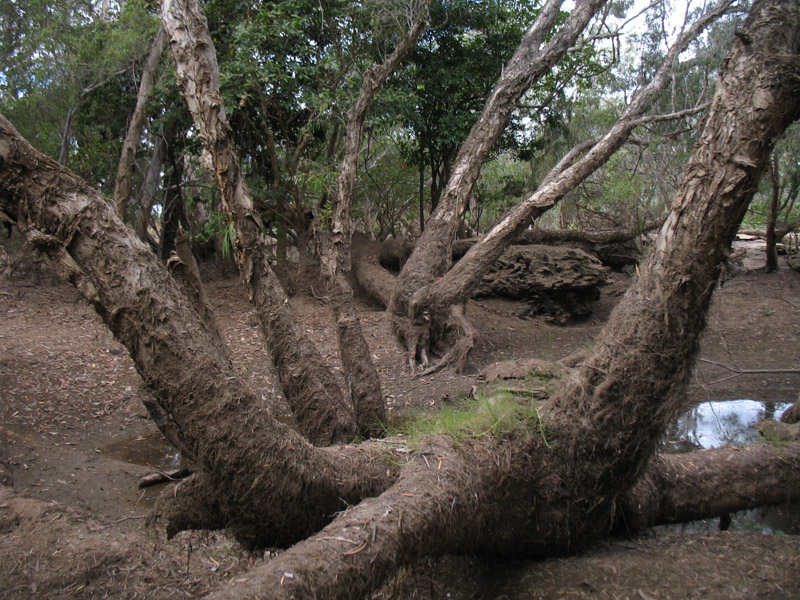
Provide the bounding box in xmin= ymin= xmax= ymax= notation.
xmin=1 ymin=242 xmax=799 ymax=599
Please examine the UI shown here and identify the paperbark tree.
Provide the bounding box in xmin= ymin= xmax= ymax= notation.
xmin=390 ymin=0 xmax=607 ymax=320
xmin=390 ymin=0 xmax=737 ymax=371
xmin=317 ymin=0 xmax=431 ymax=436
xmin=161 ymin=0 xmax=357 ymax=445
xmin=113 ymin=27 xmax=166 ymax=221
xmin=1 ymin=0 xmax=799 ymax=599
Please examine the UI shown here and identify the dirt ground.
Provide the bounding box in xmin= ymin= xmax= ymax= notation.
xmin=1 ymin=240 xmax=799 ymax=599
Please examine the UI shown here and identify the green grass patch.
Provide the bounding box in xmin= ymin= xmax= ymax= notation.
xmin=392 ymin=389 xmax=552 ymax=447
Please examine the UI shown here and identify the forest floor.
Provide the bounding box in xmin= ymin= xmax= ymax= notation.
xmin=1 ymin=239 xmax=799 ymax=599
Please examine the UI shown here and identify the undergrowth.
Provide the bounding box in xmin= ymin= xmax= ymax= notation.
xmin=389 ymin=386 xmax=552 ymax=447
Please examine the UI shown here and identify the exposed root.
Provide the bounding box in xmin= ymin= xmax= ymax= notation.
xmin=204 ymin=436 xmax=488 ymax=600
xmin=417 ymin=304 xmax=476 ymax=376
xmin=152 ymin=472 xmax=226 ymax=539
xmin=392 ymin=314 xmax=431 ymax=371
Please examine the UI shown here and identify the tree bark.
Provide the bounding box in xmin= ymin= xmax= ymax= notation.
xmin=0 ymin=114 xmax=398 ymax=547
xmin=765 ymin=151 xmax=781 ymax=271
xmin=391 ymin=0 xmax=607 ymax=318
xmin=162 ymin=0 xmax=356 ymax=445
xmin=135 ymin=124 xmax=168 ymax=245
xmin=166 ymin=231 xmax=226 ymax=351
xmin=113 ymin=27 xmax=166 ymax=221
xmin=618 ymin=442 xmax=800 ymax=532
xmin=1 ymin=0 xmax=798 ymax=597
xmin=318 ymin=1 xmax=430 ymax=437
xmin=541 ymin=0 xmax=800 ymax=544
xmin=157 ymin=121 xmax=186 ymax=261
xmin=411 ymin=0 xmax=734 ymax=323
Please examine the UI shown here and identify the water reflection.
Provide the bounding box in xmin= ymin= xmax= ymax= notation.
xmin=663 ymin=399 xmax=792 ymax=453
xmin=661 ymin=399 xmax=799 ymax=535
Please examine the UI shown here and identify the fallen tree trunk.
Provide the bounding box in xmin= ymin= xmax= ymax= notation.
xmin=619 ymin=442 xmax=800 ymax=532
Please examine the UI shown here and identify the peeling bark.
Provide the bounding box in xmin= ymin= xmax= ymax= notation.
xmin=542 ymin=0 xmax=800 ymax=544
xmin=410 ymin=0 xmax=735 ymax=323
xmin=391 ymin=0 xmax=607 ymax=318
xmin=1 ymin=0 xmax=799 ymax=598
xmin=0 ymin=115 xmax=398 ymax=547
xmin=319 ymin=2 xmax=430 ymax=437
xmin=618 ymin=442 xmax=800 ymax=532
xmin=162 ymin=0 xmax=356 ymax=445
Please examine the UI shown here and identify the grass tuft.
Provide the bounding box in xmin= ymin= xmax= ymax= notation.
xmin=391 ymin=389 xmax=552 ymax=447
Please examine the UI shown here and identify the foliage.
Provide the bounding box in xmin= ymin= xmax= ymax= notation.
xmin=0 ymin=0 xmax=159 ymax=189
xmin=745 ymin=122 xmax=800 ymax=230
xmin=381 ymin=0 xmax=543 ymax=218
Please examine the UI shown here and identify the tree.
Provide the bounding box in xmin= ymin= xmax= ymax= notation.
xmin=388 ymin=0 xmax=739 ymax=371
xmin=2 ymin=1 xmax=799 ymax=599
xmin=0 ymin=0 xmax=159 ymax=184
xmin=384 ymin=0 xmax=542 ymax=230
xmin=113 ymin=26 xmax=166 ymax=221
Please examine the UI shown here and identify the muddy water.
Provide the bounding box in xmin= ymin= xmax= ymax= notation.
xmin=663 ymin=399 xmax=799 ymax=535
xmin=103 ymin=432 xmax=182 ymax=470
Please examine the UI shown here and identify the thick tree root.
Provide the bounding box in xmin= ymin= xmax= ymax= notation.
xmin=154 ymin=472 xmax=226 ymax=539
xmin=205 ymin=437 xmax=490 ymax=600
xmin=417 ymin=304 xmax=475 ymax=376
xmin=392 ymin=315 xmax=430 ymax=371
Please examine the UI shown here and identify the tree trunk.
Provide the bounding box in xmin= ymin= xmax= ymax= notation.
xmin=0 ymin=114 xmax=397 ymax=548
xmin=162 ymin=0 xmax=356 ymax=445
xmin=113 ymin=27 xmax=165 ymax=221
xmin=318 ymin=1 xmax=430 ymax=437
xmin=618 ymin=442 xmax=800 ymax=532
xmin=410 ymin=0 xmax=733 ymax=339
xmin=541 ymin=0 xmax=800 ymax=544
xmin=157 ymin=122 xmax=186 ymax=261
xmin=765 ymin=151 xmax=780 ymax=272
xmin=391 ymin=0 xmax=606 ymax=318
xmin=136 ymin=126 xmax=167 ymax=245
xmin=1 ymin=0 xmax=798 ymax=597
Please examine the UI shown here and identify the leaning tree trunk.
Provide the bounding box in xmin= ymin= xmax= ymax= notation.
xmin=1 ymin=0 xmax=799 ymax=598
xmin=317 ymin=1 xmax=430 ymax=437
xmin=113 ymin=27 xmax=165 ymax=221
xmin=207 ymin=1 xmax=800 ymax=595
xmin=0 ymin=114 xmax=398 ymax=549
xmin=162 ymin=0 xmax=356 ymax=445
xmin=404 ymin=0 xmax=734 ymax=372
xmin=539 ymin=0 xmax=800 ymax=545
xmin=390 ymin=0 xmax=607 ymax=319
